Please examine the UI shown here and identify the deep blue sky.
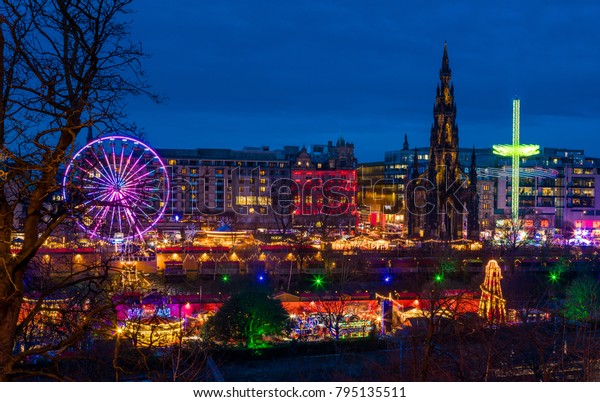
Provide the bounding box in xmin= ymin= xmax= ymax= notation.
xmin=126 ymin=0 xmax=600 ymax=162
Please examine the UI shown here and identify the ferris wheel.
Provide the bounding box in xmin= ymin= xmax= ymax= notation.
xmin=62 ymin=134 xmax=170 ymax=242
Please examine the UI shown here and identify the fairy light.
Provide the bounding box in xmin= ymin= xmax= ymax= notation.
xmin=478 ymin=260 xmax=506 ymax=324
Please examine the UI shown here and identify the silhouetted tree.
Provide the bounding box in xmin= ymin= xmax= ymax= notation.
xmin=0 ymin=0 xmax=158 ymax=380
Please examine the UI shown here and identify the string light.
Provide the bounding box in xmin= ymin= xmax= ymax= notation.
xmin=478 ymin=260 xmax=506 ymax=324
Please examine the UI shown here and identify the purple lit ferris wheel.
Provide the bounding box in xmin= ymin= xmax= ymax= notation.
xmin=62 ymin=135 xmax=170 ymax=242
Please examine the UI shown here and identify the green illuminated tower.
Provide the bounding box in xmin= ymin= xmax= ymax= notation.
xmin=492 ymin=98 xmax=539 ymax=223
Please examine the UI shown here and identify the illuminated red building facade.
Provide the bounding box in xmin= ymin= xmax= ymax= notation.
xmin=154 ymin=138 xmax=358 ymax=232
xmin=290 ymin=138 xmax=359 ymax=233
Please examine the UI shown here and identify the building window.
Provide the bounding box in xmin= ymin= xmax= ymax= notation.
xmin=168 ymin=160 xmax=177 ymax=166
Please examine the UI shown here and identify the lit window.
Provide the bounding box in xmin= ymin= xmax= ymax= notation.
xmin=169 ymin=160 xmax=176 ymax=166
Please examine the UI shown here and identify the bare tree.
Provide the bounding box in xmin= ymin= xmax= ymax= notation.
xmin=313 ymin=295 xmax=352 ymax=342
xmin=410 ymin=279 xmax=478 ymax=381
xmin=112 ymin=299 xmax=211 ymax=382
xmin=491 ymin=210 xmax=541 ymax=274
xmin=9 ymin=257 xmax=119 ymax=381
xmin=493 ymin=212 xmax=535 ymax=255
xmin=0 ymin=0 xmax=158 ymax=380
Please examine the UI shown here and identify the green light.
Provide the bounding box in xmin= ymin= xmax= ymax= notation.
xmin=492 ymin=144 xmax=540 ymax=157
xmin=434 ymin=273 xmax=444 ymax=283
xmin=493 ymin=98 xmax=540 ymax=223
xmin=549 ymin=271 xmax=559 ymax=284
xmin=222 ymin=275 xmax=229 ymax=282
xmin=312 ymin=275 xmax=325 ymax=289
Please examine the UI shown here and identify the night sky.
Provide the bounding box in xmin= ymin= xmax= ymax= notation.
xmin=126 ymin=0 xmax=600 ymax=162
